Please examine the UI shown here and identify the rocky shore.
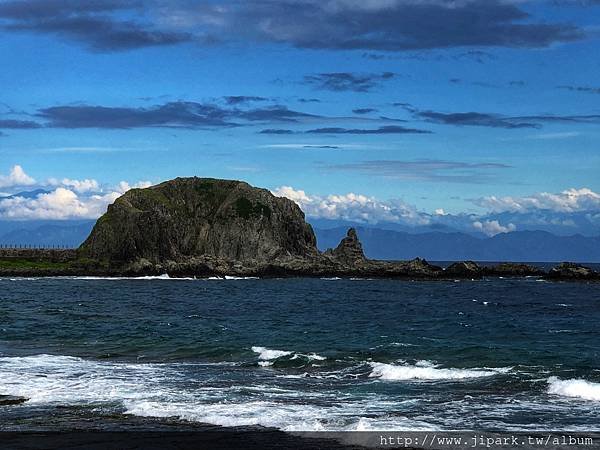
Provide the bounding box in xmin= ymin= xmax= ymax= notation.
xmin=1 ymin=231 xmax=597 ymax=281
xmin=0 ymin=177 xmax=598 ymax=281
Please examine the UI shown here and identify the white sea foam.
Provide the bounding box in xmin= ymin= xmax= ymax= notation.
xmin=548 ymin=377 xmax=600 ymax=401
xmin=0 ymin=353 xmax=437 ymax=431
xmin=251 ymin=346 xmax=293 ymax=360
xmin=369 ymin=361 xmax=509 ymax=381
xmin=251 ymin=346 xmax=326 ymax=363
xmin=124 ymin=398 xmax=435 ymax=431
xmin=206 ymin=276 xmax=259 ymax=280
xmin=0 ymin=354 xmax=339 ymax=430
xmin=71 ymin=274 xmax=196 ymax=281
xmin=125 ymin=399 xmax=330 ymax=430
xmin=5 ymin=354 xmax=597 ymax=432
xmin=8 ymin=274 xmax=260 ymax=281
xmin=0 ymin=354 xmax=169 ymax=404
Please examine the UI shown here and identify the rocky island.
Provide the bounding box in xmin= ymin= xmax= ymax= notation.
xmin=0 ymin=177 xmax=598 ymax=281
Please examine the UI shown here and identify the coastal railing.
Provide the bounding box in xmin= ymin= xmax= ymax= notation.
xmin=0 ymin=244 xmax=76 ymax=250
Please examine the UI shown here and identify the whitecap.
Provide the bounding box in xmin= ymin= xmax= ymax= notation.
xmin=71 ymin=274 xmax=196 ymax=281
xmin=548 ymin=377 xmax=600 ymax=401
xmin=368 ymin=362 xmax=509 ymax=381
xmin=0 ymin=354 xmax=168 ymax=405
xmin=251 ymin=346 xmax=326 ymax=362
xmin=224 ymin=276 xmax=259 ymax=280
xmin=251 ymin=346 xmax=292 ymax=360
xmin=207 ymin=276 xmax=259 ymax=280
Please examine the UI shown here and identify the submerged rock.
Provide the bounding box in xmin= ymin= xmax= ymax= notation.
xmin=546 ymin=262 xmax=597 ymax=280
xmin=0 ymin=395 xmax=28 ymax=406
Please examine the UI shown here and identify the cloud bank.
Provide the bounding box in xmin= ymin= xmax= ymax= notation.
xmin=274 ymin=185 xmax=600 ymax=237
xmin=473 ymin=188 xmax=600 ymax=213
xmin=0 ymin=0 xmax=585 ymax=52
xmin=272 ymin=186 xmax=429 ymax=225
xmin=0 ymin=165 xmax=151 ymax=220
xmin=1 ymin=165 xmax=599 ymax=237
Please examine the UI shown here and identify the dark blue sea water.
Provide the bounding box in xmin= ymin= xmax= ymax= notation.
xmin=0 ymin=276 xmax=599 ymax=431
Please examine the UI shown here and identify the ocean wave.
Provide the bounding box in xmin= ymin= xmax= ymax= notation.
xmin=251 ymin=346 xmax=326 ymax=367
xmin=124 ymin=399 xmax=434 ymax=431
xmin=70 ymin=274 xmax=196 ymax=281
xmin=19 ymin=274 xmax=260 ymax=281
xmin=251 ymin=346 xmax=293 ymax=360
xmin=368 ymin=361 xmax=510 ymax=381
xmin=548 ymin=377 xmax=600 ymax=401
xmin=0 ymin=354 xmax=169 ymax=405
xmin=3 ymin=353 xmax=599 ymax=432
xmin=208 ymin=276 xmax=260 ymax=280
xmin=125 ymin=399 xmax=329 ymax=431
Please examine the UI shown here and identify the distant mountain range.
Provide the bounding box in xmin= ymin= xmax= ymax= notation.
xmin=0 ymin=220 xmax=94 ymax=248
xmin=0 ymin=219 xmax=599 ymax=262
xmin=315 ymin=226 xmax=600 ymax=263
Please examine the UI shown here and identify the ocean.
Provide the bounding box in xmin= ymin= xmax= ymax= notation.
xmin=0 ymin=276 xmax=599 ymax=432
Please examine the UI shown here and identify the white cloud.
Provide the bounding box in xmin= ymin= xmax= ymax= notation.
xmin=473 ymin=219 xmax=516 ymax=237
xmin=47 ymin=177 xmax=100 ymax=193
xmin=0 ymin=167 xmax=155 ymax=220
xmin=117 ymin=180 xmax=153 ymax=193
xmin=474 ymin=188 xmax=600 ymax=213
xmin=0 ymin=165 xmax=36 ymax=188
xmin=272 ymin=185 xmax=430 ymax=225
xmin=529 ymin=131 xmax=580 ymax=140
xmin=0 ymin=188 xmax=121 ymax=220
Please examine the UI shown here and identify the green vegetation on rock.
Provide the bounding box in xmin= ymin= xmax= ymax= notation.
xmin=235 ymin=197 xmax=272 ymax=219
xmin=0 ymin=258 xmax=70 ymax=270
xmin=79 ymin=177 xmax=317 ymax=264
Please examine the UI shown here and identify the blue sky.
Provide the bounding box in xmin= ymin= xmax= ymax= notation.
xmin=0 ymin=0 xmax=599 ymax=236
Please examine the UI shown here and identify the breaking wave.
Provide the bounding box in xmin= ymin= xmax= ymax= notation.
xmin=369 ymin=361 xmax=510 ymax=381
xmin=548 ymin=377 xmax=600 ymax=401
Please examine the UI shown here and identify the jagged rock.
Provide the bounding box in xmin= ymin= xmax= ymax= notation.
xmin=546 ymin=262 xmax=597 ymax=280
xmin=396 ymin=258 xmax=443 ymax=278
xmin=0 ymin=395 xmax=28 ymax=406
xmin=445 ymin=261 xmax=482 ymax=278
xmin=79 ymin=177 xmax=318 ymax=264
xmin=324 ymin=228 xmax=366 ymax=266
xmin=485 ymin=263 xmax=543 ymax=277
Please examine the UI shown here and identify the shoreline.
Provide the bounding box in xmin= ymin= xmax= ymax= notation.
xmin=0 ymin=264 xmax=598 ymax=281
xmin=0 ymin=412 xmax=375 ymax=450
xmin=2 ymin=228 xmax=600 ymax=281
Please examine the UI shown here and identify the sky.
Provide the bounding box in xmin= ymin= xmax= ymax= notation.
xmin=0 ymin=0 xmax=599 ymax=237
